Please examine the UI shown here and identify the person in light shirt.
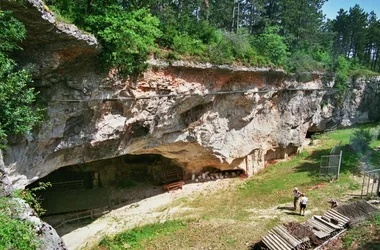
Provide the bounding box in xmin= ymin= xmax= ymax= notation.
xmin=293 ymin=187 xmax=301 ymax=210
xmin=299 ymin=193 xmax=308 ymax=216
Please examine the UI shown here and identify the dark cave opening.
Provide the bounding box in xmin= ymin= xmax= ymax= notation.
xmin=306 ymin=130 xmax=319 ymax=139
xmin=27 ymin=154 xmax=184 ymax=217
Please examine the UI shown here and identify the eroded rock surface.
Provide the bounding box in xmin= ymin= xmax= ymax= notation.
xmin=0 ymin=151 xmax=67 ymax=249
xmin=2 ymin=0 xmax=380 ymax=189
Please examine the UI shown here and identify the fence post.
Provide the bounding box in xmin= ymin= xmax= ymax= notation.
xmin=337 ymin=151 xmax=342 ymax=179
xmin=361 ymin=174 xmax=366 ymax=199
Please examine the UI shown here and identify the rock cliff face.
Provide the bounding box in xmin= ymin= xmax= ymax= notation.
xmin=0 ymin=150 xmax=67 ymax=249
xmin=2 ymin=0 xmax=380 ymax=189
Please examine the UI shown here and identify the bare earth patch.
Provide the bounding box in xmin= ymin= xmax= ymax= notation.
xmin=61 ymin=179 xmax=237 ymax=250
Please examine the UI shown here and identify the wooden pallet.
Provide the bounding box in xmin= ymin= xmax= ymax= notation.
xmin=163 ymin=181 xmax=185 ymax=192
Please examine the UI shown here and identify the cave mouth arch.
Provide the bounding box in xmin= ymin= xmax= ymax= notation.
xmin=27 ymin=154 xmax=184 ymax=217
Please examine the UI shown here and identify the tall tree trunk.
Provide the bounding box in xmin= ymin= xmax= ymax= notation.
xmin=87 ymin=0 xmax=93 ymax=14
xmin=231 ymin=3 xmax=235 ymax=32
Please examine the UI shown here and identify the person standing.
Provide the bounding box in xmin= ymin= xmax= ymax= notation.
xmin=293 ymin=187 xmax=301 ymax=210
xmin=299 ymin=193 xmax=308 ymax=216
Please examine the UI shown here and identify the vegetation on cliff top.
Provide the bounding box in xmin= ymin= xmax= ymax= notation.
xmin=0 ymin=10 xmax=43 ymax=148
xmin=45 ymin=0 xmax=380 ymax=79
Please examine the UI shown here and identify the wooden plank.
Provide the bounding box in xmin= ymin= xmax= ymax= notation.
xmin=325 ymin=209 xmax=350 ymax=224
xmin=274 ymin=226 xmax=300 ymax=247
xmin=264 ymin=233 xmax=284 ymax=250
xmin=264 ymin=233 xmax=288 ymax=250
xmin=263 ymin=235 xmax=281 ymax=250
xmin=314 ymin=216 xmax=341 ymax=230
xmin=263 ymin=236 xmax=281 ymax=250
xmin=305 ymin=220 xmax=331 ymax=234
xmin=277 ymin=225 xmax=301 ymax=244
xmin=269 ymin=231 xmax=292 ymax=250
xmin=312 ymin=230 xmax=330 ymax=239
xmin=326 ymin=209 xmax=350 ymax=222
xmin=310 ymin=219 xmax=334 ymax=233
xmin=269 ymin=230 xmax=293 ymax=249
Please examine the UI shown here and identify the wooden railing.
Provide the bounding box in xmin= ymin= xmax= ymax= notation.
xmin=51 ymin=207 xmax=109 ymax=228
xmin=49 ymin=180 xmax=84 ymax=191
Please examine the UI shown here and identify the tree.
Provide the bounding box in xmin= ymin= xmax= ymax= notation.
xmin=277 ymin=0 xmax=327 ymax=52
xmin=0 ymin=10 xmax=42 ymax=147
xmin=253 ymin=26 xmax=288 ymax=66
xmin=84 ymin=6 xmax=161 ymax=80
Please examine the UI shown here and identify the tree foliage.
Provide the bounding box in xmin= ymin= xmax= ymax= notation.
xmin=0 ymin=11 xmax=43 ymax=147
xmin=254 ymin=26 xmax=288 ymax=66
xmin=85 ymin=6 xmax=161 ymax=79
xmin=331 ymin=5 xmax=380 ymax=72
xmin=40 ymin=1 xmax=380 ymax=75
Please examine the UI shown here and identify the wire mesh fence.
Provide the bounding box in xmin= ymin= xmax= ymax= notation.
xmin=320 ymin=151 xmax=342 ymax=179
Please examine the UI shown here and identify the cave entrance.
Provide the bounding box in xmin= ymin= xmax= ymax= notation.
xmin=27 ymin=154 xmax=183 ymax=216
xmin=306 ymin=124 xmax=322 ymax=138
xmin=264 ymin=145 xmax=299 ymax=166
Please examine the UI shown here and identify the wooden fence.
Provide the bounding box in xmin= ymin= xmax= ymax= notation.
xmin=51 ymin=207 xmax=109 ymax=229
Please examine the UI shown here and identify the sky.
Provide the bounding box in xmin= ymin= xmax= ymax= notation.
xmin=322 ymin=0 xmax=380 ymax=20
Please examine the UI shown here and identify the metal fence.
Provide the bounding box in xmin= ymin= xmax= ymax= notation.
xmin=320 ymin=151 xmax=342 ymax=179
xmin=360 ymin=169 xmax=380 ymax=198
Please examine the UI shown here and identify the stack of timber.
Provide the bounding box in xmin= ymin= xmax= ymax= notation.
xmin=262 ymin=224 xmax=310 ymax=250
xmin=335 ymin=200 xmax=378 ymax=225
xmin=262 ymin=209 xmax=350 ymax=250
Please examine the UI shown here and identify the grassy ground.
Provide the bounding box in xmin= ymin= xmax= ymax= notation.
xmin=92 ymin=124 xmax=380 ymax=250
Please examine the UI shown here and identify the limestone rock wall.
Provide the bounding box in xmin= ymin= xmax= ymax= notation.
xmin=329 ymin=77 xmax=380 ymax=127
xmin=0 ymin=150 xmax=67 ymax=249
xmin=2 ymin=0 xmax=379 ymax=189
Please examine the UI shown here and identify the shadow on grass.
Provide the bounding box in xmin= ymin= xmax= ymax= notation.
xmin=277 ymin=206 xmax=295 ymax=211
xmin=293 ymin=145 xmax=361 ymax=179
xmin=283 ymin=211 xmax=302 ymax=216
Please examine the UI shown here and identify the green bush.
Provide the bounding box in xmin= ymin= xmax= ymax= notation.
xmin=285 ymin=51 xmax=324 ymax=74
xmin=0 ymin=10 xmax=43 ymax=148
xmin=349 ymin=128 xmax=374 ymax=153
xmin=0 ymin=198 xmax=41 ymax=250
xmin=253 ymin=26 xmax=288 ymax=67
xmin=85 ymin=6 xmax=161 ymax=79
xmin=13 ymin=182 xmax=51 ymax=216
xmin=334 ymin=56 xmax=351 ymax=94
xmin=172 ymin=33 xmax=206 ymax=56
xmin=208 ymin=30 xmax=256 ymax=65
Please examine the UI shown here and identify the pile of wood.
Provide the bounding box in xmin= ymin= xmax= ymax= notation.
xmin=261 ymin=209 xmax=350 ymax=250
xmin=284 ymin=222 xmax=320 ymax=247
xmin=262 ymin=224 xmax=310 ymax=250
xmin=191 ymin=170 xmax=242 ymax=182
xmin=335 ymin=200 xmax=378 ymax=225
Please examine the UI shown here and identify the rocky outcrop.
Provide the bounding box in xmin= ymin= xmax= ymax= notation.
xmin=328 ymin=77 xmax=380 ymax=127
xmin=2 ymin=0 xmax=379 ymax=189
xmin=0 ymin=150 xmax=67 ymax=249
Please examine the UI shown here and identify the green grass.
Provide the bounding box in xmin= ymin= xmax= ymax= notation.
xmin=350 ymin=68 xmax=380 ymax=78
xmin=95 ymin=220 xmax=187 ymax=250
xmin=341 ymin=211 xmax=380 ymax=249
xmin=92 ymin=123 xmax=380 ymax=249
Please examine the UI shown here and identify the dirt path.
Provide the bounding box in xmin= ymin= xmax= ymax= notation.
xmin=61 ymin=179 xmax=236 ymax=250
